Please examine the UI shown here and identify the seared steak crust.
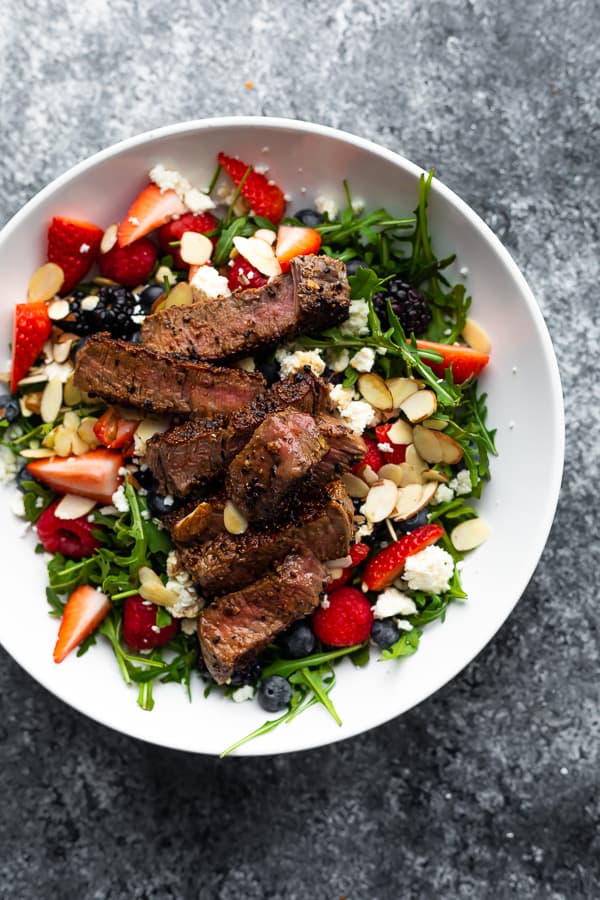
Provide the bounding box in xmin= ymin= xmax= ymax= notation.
xmin=198 ymin=549 xmax=328 ymax=683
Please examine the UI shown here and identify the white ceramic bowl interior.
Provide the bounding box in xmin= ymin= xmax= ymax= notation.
xmin=0 ymin=118 xmax=564 ymax=755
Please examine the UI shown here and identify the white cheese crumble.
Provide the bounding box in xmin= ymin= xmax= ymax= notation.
xmin=43 ymin=361 xmax=74 ymax=384
xmin=349 ymin=347 xmax=376 ymax=373
xmin=180 ymin=617 xmax=198 ymax=636
xmin=0 ymin=446 xmax=17 ymax=483
xmin=450 ymin=469 xmax=472 ymax=496
xmin=377 ymin=442 xmax=394 ymax=454
xmin=10 ymin=491 xmax=26 ymax=518
xmin=111 ymin=484 xmax=129 ymax=513
xmin=232 ymin=685 xmax=255 ymax=703
xmin=275 ymin=347 xmax=325 ymax=378
xmin=402 ymin=545 xmax=454 ymax=594
xmin=325 ymin=347 xmax=350 ymax=373
xmin=355 ymin=520 xmax=374 ymax=541
xmin=149 ymin=164 xmax=215 ymax=213
xmin=339 ymin=299 xmax=370 ymax=337
xmin=162 ymin=494 xmax=175 ymax=507
xmin=432 ymin=483 xmax=455 ymax=505
xmin=183 ymin=187 xmax=216 ymax=214
xmin=328 ymin=384 xmax=356 ymax=412
xmin=314 ymin=195 xmax=338 ymax=220
xmin=234 ymin=356 xmax=256 ymax=372
xmin=190 ymin=265 xmax=231 ymax=300
xmin=372 ymin=587 xmax=417 ymax=619
xmin=338 ymin=400 xmax=380 ymax=435
xmin=81 ymin=296 xmax=99 ymax=312
xmin=79 ymin=242 xmax=90 ymax=253
xmin=164 ymin=551 xmax=203 ymax=618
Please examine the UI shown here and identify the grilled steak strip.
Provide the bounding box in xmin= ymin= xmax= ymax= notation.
xmin=145 ymin=370 xmax=332 ymax=497
xmin=73 ymin=334 xmax=265 ymax=416
xmin=140 ymin=255 xmax=350 ymax=360
xmin=177 ymin=480 xmax=354 ymax=595
xmin=198 ymin=549 xmax=328 ymax=684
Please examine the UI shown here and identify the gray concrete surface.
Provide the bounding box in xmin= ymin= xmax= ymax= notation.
xmin=0 ymin=1 xmax=598 ymax=898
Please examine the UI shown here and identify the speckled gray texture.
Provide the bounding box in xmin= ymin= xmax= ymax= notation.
xmin=0 ymin=1 xmax=598 ymax=898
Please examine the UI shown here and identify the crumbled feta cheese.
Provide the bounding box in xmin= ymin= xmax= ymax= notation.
xmin=355 ymin=520 xmax=374 ymax=541
xmin=81 ymin=296 xmax=99 ymax=312
xmin=397 ymin=619 xmax=414 ymax=632
xmin=377 ymin=442 xmax=394 ymax=453
xmin=43 ymin=361 xmax=74 ymax=384
xmin=164 ymin=575 xmax=203 ymax=618
xmin=151 ymin=625 xmax=161 ymax=634
xmin=372 ymin=587 xmax=417 ymax=619
xmin=402 ymin=545 xmax=454 ymax=594
xmin=329 ymin=384 xmax=356 ymax=412
xmin=339 ymin=299 xmax=370 ymax=337
xmin=149 ymin=164 xmax=215 ymax=212
xmin=320 ymin=596 xmax=331 ymax=609
xmin=180 ymin=617 xmax=198 ymax=636
xmin=163 ymin=494 xmax=175 ymax=507
xmin=190 ymin=265 xmax=231 ymax=300
xmin=432 ymin=483 xmax=455 ymax=505
xmin=349 ymin=347 xmax=376 ymax=373
xmin=325 ymin=347 xmax=350 ymax=373
xmin=232 ymin=684 xmax=255 ymax=702
xmin=0 ymin=446 xmax=17 ymax=483
xmin=131 ymin=314 xmax=146 ymax=325
xmin=450 ymin=469 xmax=472 ymax=496
xmin=275 ymin=347 xmax=325 ymax=378
xmin=79 ymin=242 xmax=90 ymax=253
xmin=314 ymin=195 xmax=338 ymax=220
xmin=184 ymin=187 xmax=215 ymax=214
xmin=111 ymin=484 xmax=129 ymax=513
xmin=254 ymin=162 xmax=269 ymax=175
xmin=10 ymin=492 xmax=26 ymax=518
xmin=339 ymin=400 xmax=380 ymax=435
xmin=35 ymin=496 xmax=44 ymax=508
xmin=128 ymin=216 xmax=140 ymax=226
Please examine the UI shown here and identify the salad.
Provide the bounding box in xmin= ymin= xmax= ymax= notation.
xmin=0 ymin=151 xmax=496 ymax=755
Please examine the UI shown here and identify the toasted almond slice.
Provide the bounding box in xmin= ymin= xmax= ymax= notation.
xmin=400 ymin=389 xmax=437 ymax=423
xmin=363 ymin=479 xmax=398 ymax=523
xmin=100 ymin=223 xmax=118 ymax=254
xmin=53 ymin=428 xmax=73 ymax=457
xmin=253 ymin=228 xmax=277 ymax=245
xmin=62 ymin=411 xmax=80 ymax=431
xmin=63 ymin=375 xmax=82 ymax=407
xmin=24 ymin=391 xmax=43 ymax=414
xmin=54 ymin=494 xmax=97 ymax=520
xmin=135 ymin=416 xmax=170 ymax=445
xmin=342 ymin=471 xmax=370 ymax=498
xmin=17 ymin=372 xmax=49 ymax=387
xmin=386 ymin=377 xmax=419 ymax=408
xmin=377 ymin=463 xmax=405 ymax=486
xmin=392 ymin=484 xmax=424 ymax=520
xmin=387 ymin=419 xmax=413 ymax=444
xmin=139 ymin=580 xmax=177 ymax=607
xmin=359 ymin=463 xmax=379 ymax=486
xmin=77 ymin=417 xmax=99 ymax=446
xmin=422 ymin=417 xmax=448 ymax=431
xmin=233 ymin=236 xmax=282 ymax=277
xmin=223 ymin=500 xmax=248 ymax=535
xmin=93 ymin=276 xmax=118 ymax=287
xmin=40 ymin=377 xmax=63 ymax=424
xmin=48 ymin=298 xmax=70 ymax=321
xmin=436 ymin=431 xmax=464 ymax=464
xmin=405 ymin=443 xmax=427 ymax=472
xmin=138 ymin=566 xmax=163 ymax=587
xmin=462 ymin=318 xmax=491 ymax=354
xmin=173 ymin=502 xmax=215 ymax=543
xmin=451 ymin=517 xmax=491 ymax=551
xmin=412 ymin=425 xmax=443 ymax=464
xmin=180 ymin=231 xmax=213 ymax=266
xmin=19 ymin=447 xmax=55 ymax=459
xmin=52 ymin=337 xmax=74 ymax=363
xmin=163 ymin=282 xmax=193 ymax=309
xmin=80 ymin=295 xmax=100 ymax=312
xmin=357 ymin=373 xmax=393 ymax=411
xmin=70 ymin=432 xmax=90 ymax=455
xmin=398 ymin=462 xmax=425 ymax=486
xmin=155 ymin=265 xmax=177 ymax=287
xmin=28 ymin=263 xmax=64 ymax=303
xmin=422 ymin=469 xmax=450 ymax=483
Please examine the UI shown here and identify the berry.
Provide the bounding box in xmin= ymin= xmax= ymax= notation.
xmin=0 ymin=394 xmax=20 ymax=424
xmin=138 ymin=283 xmax=165 ymax=311
xmin=47 ymin=216 xmax=103 ymax=294
xmin=278 ymin=620 xmax=316 ymax=659
xmin=69 ymin=285 xmax=139 ymax=339
xmin=393 ymin=508 xmax=429 ymax=535
xmin=157 ymin=212 xmax=218 ymax=268
xmin=346 ymin=258 xmax=368 ymax=275
xmin=147 ymin=490 xmax=180 ymax=518
xmin=362 ymin=523 xmax=445 ymax=592
xmin=10 ymin=302 xmax=52 ymax=393
xmin=294 ymin=208 xmax=323 ymax=228
xmin=218 ymin=152 xmax=286 ymax=223
xmin=37 ymin=500 xmax=101 ymax=559
xmin=93 ymin=407 xmax=139 ymax=451
xmin=99 ymin=237 xmax=158 ymax=288
xmin=257 ymin=675 xmax=292 ymax=712
xmin=327 ymin=542 xmax=371 ymax=591
xmin=374 ymin=423 xmax=408 ymax=465
xmin=372 ymin=278 xmax=432 ymax=336
xmin=371 ymin=619 xmax=401 ymax=649
xmin=230 ymin=661 xmax=262 ymax=686
xmin=275 ymin=226 xmax=322 ymax=272
xmin=416 ymin=339 xmax=490 ymax=383
xmin=117 ymin=183 xmax=187 ymax=247
xmin=122 ymin=595 xmax=178 ymax=651
xmin=352 ymin=436 xmax=384 ymax=478
xmin=54 ymin=585 xmax=111 ymax=663
xmin=227 ymin=255 xmax=269 ymax=292
xmin=313 ymin=588 xmax=373 ymax=647
xmin=26 ymin=448 xmax=123 ymax=505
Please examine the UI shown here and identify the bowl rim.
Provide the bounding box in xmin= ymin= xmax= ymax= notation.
xmin=0 ymin=116 xmax=565 ymax=755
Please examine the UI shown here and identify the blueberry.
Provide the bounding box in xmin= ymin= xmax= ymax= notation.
xmin=294 ymin=208 xmax=323 ymax=228
xmin=0 ymin=394 xmax=20 ymax=424
xmin=16 ymin=465 xmax=36 ymax=493
xmin=230 ymin=661 xmax=262 ymax=686
xmin=278 ymin=620 xmax=316 ymax=659
xmin=146 ymin=490 xmax=180 ymax=518
xmin=135 ymin=467 xmax=157 ymax=491
xmin=257 ymin=675 xmax=292 ymax=712
xmin=255 ymin=354 xmax=280 ymax=385
xmin=345 ymin=258 xmax=368 ymax=276
xmin=394 ymin=508 xmax=429 ymax=534
xmin=139 ymin=283 xmax=165 ymax=311
xmin=371 ymin=619 xmax=400 ymax=649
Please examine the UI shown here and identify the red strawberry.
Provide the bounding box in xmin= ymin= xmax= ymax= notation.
xmin=275 ymin=226 xmax=321 ymax=272
xmin=327 ymin=542 xmax=371 ymax=591
xmin=313 ymin=587 xmax=373 ymax=647
xmin=218 ymin=152 xmax=286 ymax=223
xmin=157 ymin=212 xmax=218 ymax=268
xmin=26 ymin=448 xmax=123 ymax=505
xmin=416 ymin=339 xmax=490 ymax=383
xmin=117 ymin=183 xmax=187 ymax=248
xmin=47 ymin=216 xmax=103 ymax=294
xmin=99 ymin=237 xmax=158 ymax=287
xmin=352 ymin=436 xmax=384 ymax=477
xmin=122 ymin=595 xmax=178 ymax=650
xmin=227 ymin=255 xmax=269 ymax=292
xmin=362 ymin=523 xmax=445 ymax=592
xmin=54 ymin=585 xmax=111 ymax=663
xmin=375 ymin=423 xmax=407 ymax=465
xmin=10 ymin=302 xmax=52 ymax=393
xmin=93 ymin=407 xmax=140 ymax=451
xmin=37 ymin=499 xmax=101 ymax=559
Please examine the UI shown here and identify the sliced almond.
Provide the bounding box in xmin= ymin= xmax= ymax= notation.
xmin=40 ymin=376 xmax=63 ymax=424
xmin=17 ymin=372 xmax=49 ymax=387
xmin=386 ymin=377 xmax=419 ymax=408
xmin=52 ymin=337 xmax=74 ymax=363
xmin=173 ymin=502 xmax=216 ymax=543
xmin=399 ymin=389 xmax=437 ymax=423
xmin=342 ymin=471 xmax=370 ymax=499
xmin=436 ymin=431 xmax=464 ymax=465
xmin=28 ymin=262 xmax=64 ymax=303
xmin=357 ymin=373 xmax=393 ymax=411
xmin=23 ymin=392 xmax=42 ymax=415
xmin=422 ymin=469 xmax=450 ymax=483
xmin=359 ymin=463 xmax=379 ymax=486
xmin=232 ymin=236 xmax=282 ymax=277
xmin=63 ymin=375 xmax=82 ymax=407
xmin=138 ymin=566 xmax=163 ymax=588
xmin=451 ymin=517 xmax=491 ymax=551
xmin=54 ymin=494 xmax=97 ymax=520
xmin=100 ymin=223 xmax=118 ymax=254
xmin=163 ymin=281 xmax=193 ymax=309
xmin=19 ymin=447 xmax=55 ymax=459
xmin=405 ymin=443 xmax=427 ymax=473
xmin=62 ymin=411 xmax=80 ymax=431
xmin=376 ymin=463 xmax=405 ymax=486
xmin=412 ymin=426 xmax=443 ymax=464
xmin=180 ymin=231 xmax=213 ymax=266
xmin=363 ymin=479 xmax=398 ymax=523
xmin=386 ymin=419 xmax=413 ymax=445
xmin=53 ymin=428 xmax=73 ymax=457
xmin=139 ymin=580 xmax=177 ymax=607
xmin=80 ymin=295 xmax=100 ymax=312
xmin=392 ymin=483 xmax=424 ymax=521
xmin=48 ymin=299 xmax=70 ymax=321
xmin=93 ymin=276 xmax=118 ymax=287
xmin=397 ymin=462 xmax=425 ymax=486
xmin=223 ymin=500 xmax=248 ymax=535
xmin=462 ymin=318 xmax=491 ymax=354
xmin=70 ymin=432 xmax=90 ymax=455
xmin=253 ymin=228 xmax=276 ymax=245
xmin=77 ymin=416 xmax=99 ymax=446
xmin=422 ymin=417 xmax=448 ymax=431
xmin=155 ymin=265 xmax=177 ymax=287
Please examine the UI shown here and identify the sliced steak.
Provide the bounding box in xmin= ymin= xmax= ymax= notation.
xmin=177 ymin=480 xmax=354 ymax=595
xmin=310 ymin=415 xmax=367 ymax=484
xmin=198 ymin=549 xmax=328 ymax=683
xmin=73 ymin=334 xmax=265 ymax=416
xmin=140 ymin=255 xmax=350 ymax=359
xmin=162 ymin=491 xmax=227 ymax=544
xmin=145 ymin=370 xmax=332 ymax=497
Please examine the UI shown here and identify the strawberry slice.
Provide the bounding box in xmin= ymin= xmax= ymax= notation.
xmin=375 ymin=424 xmax=407 ymax=465
xmin=26 ymin=448 xmax=123 ymax=504
xmin=352 ymin=436 xmax=384 ymax=478
xmin=53 ymin=585 xmax=111 ymax=663
xmin=416 ymin=339 xmax=490 ymax=383
xmin=47 ymin=216 xmax=103 ymax=294
xmin=218 ymin=152 xmax=286 ymax=223
xmin=227 ymin=255 xmax=269 ymax=291
xmin=275 ymin=226 xmax=321 ymax=272
xmin=117 ymin=183 xmax=187 ymax=248
xmin=313 ymin=587 xmax=373 ymax=647
xmin=93 ymin=408 xmax=140 ymax=451
xmin=157 ymin=211 xmax=218 ymax=268
xmin=10 ymin=302 xmax=52 ymax=393
xmin=327 ymin=542 xmax=371 ymax=591
xmin=362 ymin=523 xmax=445 ymax=591
xmin=99 ymin=237 xmax=158 ymax=287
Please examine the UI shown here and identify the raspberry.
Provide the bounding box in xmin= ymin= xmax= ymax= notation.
xmin=372 ymin=278 xmax=432 ymax=336
xmin=122 ymin=595 xmax=178 ymax=650
xmin=157 ymin=212 xmax=218 ymax=268
xmin=99 ymin=237 xmax=158 ymax=287
xmin=312 ymin=587 xmax=373 ymax=647
xmin=36 ymin=500 xmax=101 ymax=559
xmin=352 ymin=436 xmax=384 ymax=477
xmin=227 ymin=256 xmax=268 ymax=292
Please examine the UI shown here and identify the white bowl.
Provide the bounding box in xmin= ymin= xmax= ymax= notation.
xmin=0 ymin=117 xmax=564 ymax=755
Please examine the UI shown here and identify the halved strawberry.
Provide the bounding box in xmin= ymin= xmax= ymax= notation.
xmin=157 ymin=212 xmax=218 ymax=268
xmin=375 ymin=423 xmax=407 ymax=465
xmin=362 ymin=523 xmax=445 ymax=592
xmin=352 ymin=436 xmax=384 ymax=478
xmin=10 ymin=302 xmax=52 ymax=393
xmin=313 ymin=587 xmax=373 ymax=647
xmin=416 ymin=339 xmax=490 ymax=383
xmin=117 ymin=183 xmax=187 ymax=248
xmin=93 ymin=408 xmax=140 ymax=451
xmin=26 ymin=448 xmax=123 ymax=504
xmin=327 ymin=542 xmax=371 ymax=591
xmin=227 ymin=255 xmax=269 ymax=291
xmin=53 ymin=585 xmax=111 ymax=663
xmin=98 ymin=237 xmax=158 ymax=287
xmin=218 ymin=152 xmax=286 ymax=223
xmin=275 ymin=226 xmax=321 ymax=272
xmin=47 ymin=216 xmax=103 ymax=294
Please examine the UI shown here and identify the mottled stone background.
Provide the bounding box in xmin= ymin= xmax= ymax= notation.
xmin=0 ymin=1 xmax=598 ymax=898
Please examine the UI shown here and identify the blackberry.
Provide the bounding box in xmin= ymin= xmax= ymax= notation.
xmin=372 ymin=278 xmax=432 ymax=336
xmin=69 ymin=285 xmax=138 ymax=340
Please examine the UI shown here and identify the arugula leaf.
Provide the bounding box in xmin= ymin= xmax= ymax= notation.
xmin=381 ymin=628 xmax=421 ymax=660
